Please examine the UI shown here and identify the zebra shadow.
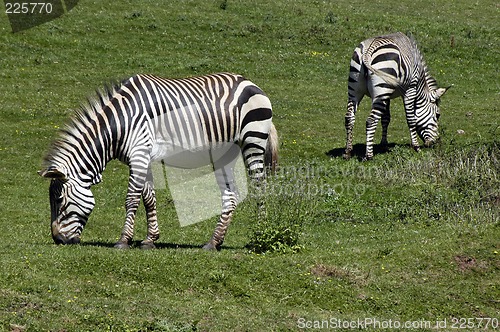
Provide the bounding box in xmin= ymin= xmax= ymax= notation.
xmin=81 ymin=240 xmax=241 ymax=250
xmin=154 ymin=242 xmax=241 ymax=251
xmin=326 ymin=143 xmax=398 ymax=160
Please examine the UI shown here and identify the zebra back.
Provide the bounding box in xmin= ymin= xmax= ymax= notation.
xmin=361 ymin=32 xmax=419 ymax=91
xmin=43 ymin=73 xmax=274 ymax=184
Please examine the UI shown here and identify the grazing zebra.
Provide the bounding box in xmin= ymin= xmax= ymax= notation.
xmin=343 ymin=32 xmax=449 ymax=160
xmin=38 ymin=73 xmax=278 ymax=251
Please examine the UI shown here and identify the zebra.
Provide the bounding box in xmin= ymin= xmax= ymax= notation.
xmin=38 ymin=73 xmax=278 ymax=251
xmin=343 ymin=32 xmax=449 ymax=160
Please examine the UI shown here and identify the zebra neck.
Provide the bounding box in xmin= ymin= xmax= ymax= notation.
xmin=55 ymin=153 xmax=107 ymax=187
xmin=47 ymin=128 xmax=112 ymax=187
xmin=409 ymin=64 xmax=433 ymax=101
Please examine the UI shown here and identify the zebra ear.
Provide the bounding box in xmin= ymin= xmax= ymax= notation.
xmin=435 ymin=86 xmax=451 ymax=99
xmin=38 ymin=166 xmax=68 ymax=180
xmin=430 ymin=85 xmax=450 ymax=103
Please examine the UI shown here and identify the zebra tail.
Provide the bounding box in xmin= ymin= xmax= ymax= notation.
xmin=362 ymin=54 xmax=404 ymax=92
xmin=264 ymin=122 xmax=279 ymax=174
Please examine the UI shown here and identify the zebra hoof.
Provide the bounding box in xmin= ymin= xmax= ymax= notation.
xmin=362 ymin=156 xmax=373 ymax=162
xmin=342 ymin=151 xmax=351 ymax=160
xmin=114 ymin=241 xmax=130 ymax=249
xmin=140 ymin=241 xmax=156 ymax=250
xmin=202 ymin=242 xmax=222 ymax=251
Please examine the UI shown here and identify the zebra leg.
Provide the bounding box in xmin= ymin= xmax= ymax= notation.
xmin=203 ymin=165 xmax=238 ymax=251
xmin=380 ymin=100 xmax=391 ymax=149
xmin=139 ymin=173 xmax=159 ymax=250
xmin=364 ymin=107 xmax=384 ymax=160
xmin=343 ymin=99 xmax=358 ymax=159
xmin=115 ymin=191 xmax=141 ymax=249
xmin=409 ymin=126 xmax=421 ymax=152
xmin=115 ymin=161 xmax=149 ymax=249
xmin=345 ymin=44 xmax=366 ymax=160
xmin=403 ymin=94 xmax=421 ymax=152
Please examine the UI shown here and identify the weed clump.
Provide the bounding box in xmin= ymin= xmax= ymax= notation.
xmin=247 ymin=169 xmax=322 ymax=254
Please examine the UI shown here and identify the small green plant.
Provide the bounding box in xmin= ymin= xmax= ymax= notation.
xmin=249 ymin=218 xmax=303 ymax=254
xmin=219 ymin=0 xmax=228 ymax=10
xmin=325 ymin=11 xmax=337 ymax=24
xmin=247 ymin=169 xmax=323 ymax=254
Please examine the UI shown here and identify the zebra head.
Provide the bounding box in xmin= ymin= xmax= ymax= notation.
xmin=417 ymin=86 xmax=449 ymax=147
xmin=38 ymin=166 xmax=95 ymax=245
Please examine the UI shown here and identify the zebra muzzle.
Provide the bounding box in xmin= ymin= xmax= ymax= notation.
xmin=53 ymin=233 xmax=81 ymax=245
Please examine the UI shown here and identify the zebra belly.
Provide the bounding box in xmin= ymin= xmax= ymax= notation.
xmin=151 ymin=139 xmax=241 ymax=169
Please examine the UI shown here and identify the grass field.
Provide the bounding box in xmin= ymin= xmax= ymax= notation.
xmin=0 ymin=0 xmax=499 ymax=331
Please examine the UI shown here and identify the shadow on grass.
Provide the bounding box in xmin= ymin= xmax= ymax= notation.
xmin=81 ymin=240 xmax=241 ymax=251
xmin=155 ymin=242 xmax=241 ymax=251
xmin=326 ymin=143 xmax=399 ymax=160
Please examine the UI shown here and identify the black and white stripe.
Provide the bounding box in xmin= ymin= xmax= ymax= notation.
xmin=343 ymin=32 xmax=448 ymax=160
xmin=39 ymin=73 xmax=278 ymax=250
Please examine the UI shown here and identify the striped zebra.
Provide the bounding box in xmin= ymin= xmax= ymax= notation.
xmin=343 ymin=32 xmax=449 ymax=160
xmin=38 ymin=73 xmax=278 ymax=251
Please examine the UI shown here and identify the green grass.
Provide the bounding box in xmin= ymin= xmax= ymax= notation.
xmin=0 ymin=0 xmax=499 ymax=331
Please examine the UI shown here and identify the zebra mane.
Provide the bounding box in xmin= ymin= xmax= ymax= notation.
xmin=422 ymin=60 xmax=439 ymax=90
xmin=403 ymin=33 xmax=442 ymax=92
xmin=407 ymin=36 xmax=439 ymax=92
xmin=76 ymin=81 xmax=122 ymax=123
xmin=42 ymin=79 xmax=125 ymax=169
